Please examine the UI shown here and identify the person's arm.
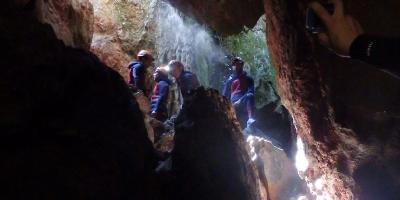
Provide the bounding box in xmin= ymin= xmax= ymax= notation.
xmin=350 ymin=35 xmax=400 ymax=72
xmin=222 ymin=78 xmax=232 ymax=98
xmin=310 ymin=0 xmax=363 ymax=57
xmin=151 ymin=82 xmax=169 ymax=117
xmin=311 ymin=0 xmax=400 ymax=73
xmin=133 ymin=64 xmax=146 ymax=94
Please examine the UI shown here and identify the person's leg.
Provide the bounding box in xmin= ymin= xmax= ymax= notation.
xmin=243 ymin=93 xmax=256 ymax=130
xmin=232 ymin=98 xmax=247 ymax=127
xmin=244 ymin=93 xmax=256 ymax=119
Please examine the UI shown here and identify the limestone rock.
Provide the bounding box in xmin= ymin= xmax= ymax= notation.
xmin=90 ymin=0 xmax=157 ymax=79
xmin=36 ymin=0 xmax=94 ymax=49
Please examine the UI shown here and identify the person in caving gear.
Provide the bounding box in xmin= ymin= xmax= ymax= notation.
xmin=222 ymin=57 xmax=256 ymax=128
xmin=149 ymin=65 xmax=172 ymax=143
xmin=127 ymin=50 xmax=155 ymax=97
xmin=150 ymin=65 xmax=171 ymax=122
xmin=168 ymin=60 xmax=200 ymax=98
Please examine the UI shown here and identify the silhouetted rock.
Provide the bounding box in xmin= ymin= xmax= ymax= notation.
xmin=0 ymin=8 xmax=157 ymax=199
xmin=255 ymin=102 xmax=294 ymax=156
xmin=171 ymin=88 xmax=262 ymax=200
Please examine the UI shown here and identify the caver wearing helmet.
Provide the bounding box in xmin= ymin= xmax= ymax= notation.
xmin=222 ymin=57 xmax=256 ymax=128
xmin=127 ymin=50 xmax=155 ymax=96
xmin=168 ymin=60 xmax=200 ymax=98
xmin=150 ymin=65 xmax=171 ymax=122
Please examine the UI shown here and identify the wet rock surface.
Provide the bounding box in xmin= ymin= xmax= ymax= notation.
xmin=0 ymin=8 xmax=157 ymax=199
xmin=171 ymin=88 xmax=262 ymax=200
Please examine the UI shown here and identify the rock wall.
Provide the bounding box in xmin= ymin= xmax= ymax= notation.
xmin=262 ymin=0 xmax=400 ymax=199
xmin=90 ymin=0 xmax=157 ymax=79
xmin=4 ymin=0 xmax=93 ymax=50
xmin=36 ymin=0 xmax=94 ymax=49
xmin=0 ymin=5 xmax=157 ymax=199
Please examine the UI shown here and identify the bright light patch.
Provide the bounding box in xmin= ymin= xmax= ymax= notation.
xmin=245 ymin=134 xmax=278 ymax=162
xmin=308 ymin=177 xmax=333 ymax=200
xmin=314 ymin=178 xmax=323 ymax=190
xmin=315 ymin=193 xmax=333 ymax=200
xmin=165 ymin=65 xmax=171 ymax=72
xmin=246 ymin=135 xmax=258 ymax=161
xmin=297 ymin=195 xmax=308 ymax=200
xmin=295 ymin=136 xmax=309 ymax=173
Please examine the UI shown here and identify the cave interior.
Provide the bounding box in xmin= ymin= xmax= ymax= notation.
xmin=1 ymin=0 xmax=400 ymax=200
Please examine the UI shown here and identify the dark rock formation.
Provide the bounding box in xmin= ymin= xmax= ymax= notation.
xmin=172 ymin=88 xmax=262 ymax=200
xmin=167 ymin=0 xmax=264 ymax=35
xmin=255 ymin=102 xmax=293 ymax=155
xmin=0 ymin=5 xmax=157 ymax=199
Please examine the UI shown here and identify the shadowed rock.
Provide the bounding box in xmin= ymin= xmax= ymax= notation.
xmin=0 ymin=7 xmax=157 ymax=199
xmin=171 ymin=88 xmax=262 ymax=200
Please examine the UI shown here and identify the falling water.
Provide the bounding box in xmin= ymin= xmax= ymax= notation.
xmin=154 ymin=1 xmax=227 ymax=89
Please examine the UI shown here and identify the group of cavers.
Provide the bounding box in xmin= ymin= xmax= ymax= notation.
xmin=128 ymin=50 xmax=257 ymax=142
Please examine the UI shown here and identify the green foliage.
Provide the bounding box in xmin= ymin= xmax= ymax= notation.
xmin=222 ymin=17 xmax=278 ymax=108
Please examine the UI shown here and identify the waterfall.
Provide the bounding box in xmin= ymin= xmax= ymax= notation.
xmin=154 ymin=1 xmax=227 ymax=89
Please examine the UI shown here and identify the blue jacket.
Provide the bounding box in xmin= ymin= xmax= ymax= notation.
xmin=222 ymin=71 xmax=254 ymax=102
xmin=150 ymin=74 xmax=171 ymax=121
xmin=128 ymin=61 xmax=147 ymax=95
xmin=177 ymin=71 xmax=200 ymax=97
